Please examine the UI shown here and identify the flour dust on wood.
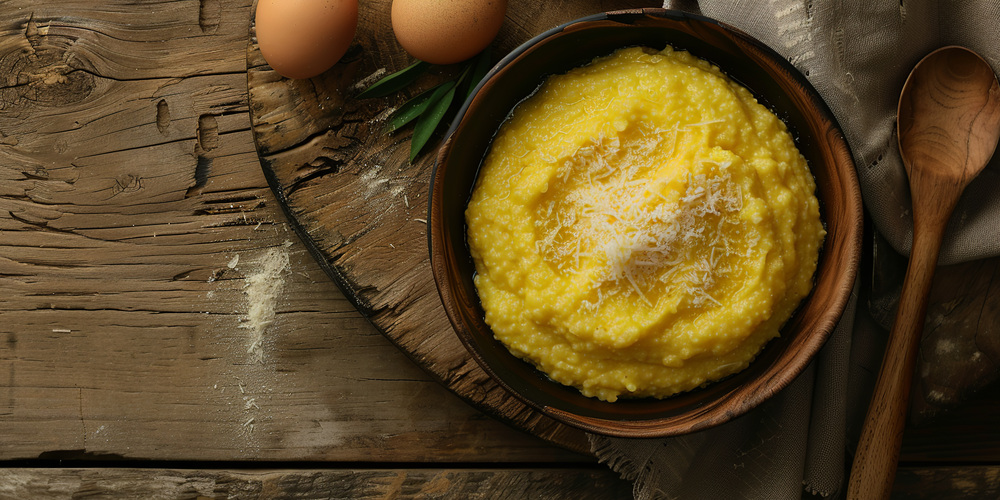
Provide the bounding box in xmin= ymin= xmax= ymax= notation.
xmin=241 ymin=241 xmax=293 ymax=363
xmin=205 ymin=239 xmax=294 ymax=454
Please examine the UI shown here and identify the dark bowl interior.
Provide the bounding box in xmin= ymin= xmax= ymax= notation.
xmin=429 ymin=8 xmax=863 ymax=438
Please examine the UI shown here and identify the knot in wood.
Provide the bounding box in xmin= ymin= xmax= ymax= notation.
xmin=1 ymin=16 xmax=96 ymax=110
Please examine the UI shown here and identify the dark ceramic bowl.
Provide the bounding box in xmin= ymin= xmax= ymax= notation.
xmin=428 ymin=8 xmax=863 ymax=438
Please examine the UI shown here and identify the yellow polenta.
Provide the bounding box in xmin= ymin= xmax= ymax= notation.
xmin=465 ymin=46 xmax=825 ymax=402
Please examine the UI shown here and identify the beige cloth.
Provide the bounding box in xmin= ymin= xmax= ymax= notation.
xmin=590 ymin=1 xmax=1000 ymax=498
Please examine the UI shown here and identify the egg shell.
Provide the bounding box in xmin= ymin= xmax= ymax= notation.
xmin=391 ymin=0 xmax=507 ymax=65
xmin=255 ymin=0 xmax=358 ymax=79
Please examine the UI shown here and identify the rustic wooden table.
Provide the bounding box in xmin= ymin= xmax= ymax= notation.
xmin=1 ymin=1 xmax=998 ymax=498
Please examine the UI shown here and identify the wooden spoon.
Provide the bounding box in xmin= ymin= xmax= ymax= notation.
xmin=847 ymin=46 xmax=1000 ymax=500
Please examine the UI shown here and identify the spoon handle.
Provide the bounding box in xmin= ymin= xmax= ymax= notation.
xmin=847 ymin=211 xmax=952 ymax=500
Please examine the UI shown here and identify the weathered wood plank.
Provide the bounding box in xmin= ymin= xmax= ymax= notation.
xmin=1 ymin=465 xmax=996 ymax=499
xmin=0 ymin=0 xmax=585 ymax=463
xmin=0 ymin=467 xmax=634 ymax=499
xmin=901 ymin=386 xmax=1000 ymax=463
xmin=893 ymin=466 xmax=1000 ymax=500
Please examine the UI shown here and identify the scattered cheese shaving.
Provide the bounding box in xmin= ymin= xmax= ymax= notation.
xmin=535 ymin=127 xmax=743 ymax=310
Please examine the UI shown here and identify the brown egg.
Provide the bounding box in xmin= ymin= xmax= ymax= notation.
xmin=391 ymin=0 xmax=507 ymax=65
xmin=255 ymin=0 xmax=358 ymax=79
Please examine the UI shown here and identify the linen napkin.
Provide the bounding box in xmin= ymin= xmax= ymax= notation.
xmin=590 ymin=1 xmax=1000 ymax=498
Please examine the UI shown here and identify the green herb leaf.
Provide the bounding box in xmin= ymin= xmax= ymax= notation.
xmin=410 ymin=84 xmax=457 ymax=162
xmin=464 ymin=47 xmax=493 ymax=97
xmin=356 ymin=60 xmax=431 ymax=99
xmin=382 ymin=81 xmax=454 ymax=134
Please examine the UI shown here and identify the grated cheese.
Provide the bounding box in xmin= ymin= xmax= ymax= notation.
xmin=463 ymin=44 xmax=826 ymax=402
xmin=534 ymin=126 xmax=744 ymax=310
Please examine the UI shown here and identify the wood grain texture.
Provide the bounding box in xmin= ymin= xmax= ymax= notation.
xmin=1 ymin=464 xmax=998 ymax=499
xmin=892 ymin=466 xmax=1000 ymax=500
xmin=247 ymin=0 xmax=661 ymax=452
xmin=0 ymin=0 xmax=584 ymax=463
xmin=0 ymin=467 xmax=633 ymax=499
xmin=900 ymin=385 xmax=1000 ymax=463
xmin=915 ymin=257 xmax=1000 ymax=418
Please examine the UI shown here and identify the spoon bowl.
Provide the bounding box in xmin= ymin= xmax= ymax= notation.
xmin=898 ymin=47 xmax=1000 ymax=194
xmin=848 ymin=46 xmax=1000 ymax=500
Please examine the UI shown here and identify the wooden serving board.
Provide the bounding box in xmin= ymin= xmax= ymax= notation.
xmin=246 ymin=0 xmax=663 ymax=453
xmin=247 ymin=0 xmax=1000 ymax=450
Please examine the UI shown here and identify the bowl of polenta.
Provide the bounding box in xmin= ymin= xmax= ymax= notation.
xmin=428 ymin=8 xmax=862 ymax=438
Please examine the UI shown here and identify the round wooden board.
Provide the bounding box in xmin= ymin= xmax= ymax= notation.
xmin=247 ymin=0 xmax=663 ymax=453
